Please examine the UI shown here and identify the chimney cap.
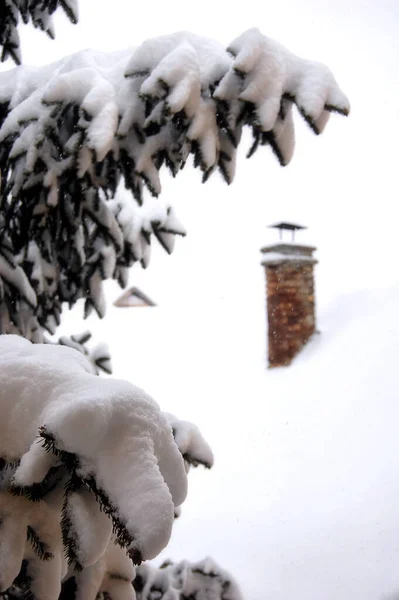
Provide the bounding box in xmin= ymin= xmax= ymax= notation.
xmin=268 ymin=222 xmax=307 ymax=232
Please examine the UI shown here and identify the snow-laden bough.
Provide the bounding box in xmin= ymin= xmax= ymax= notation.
xmin=164 ymin=413 xmax=214 ymax=471
xmin=0 ymin=335 xmax=188 ymax=583
xmin=0 ymin=1 xmax=78 ymax=65
xmin=0 ymin=29 xmax=348 ymax=344
xmin=0 ymin=28 xmax=349 ymax=201
xmin=134 ymin=556 xmax=243 ymax=600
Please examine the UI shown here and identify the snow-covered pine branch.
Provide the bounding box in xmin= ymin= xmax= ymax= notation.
xmin=0 ymin=336 xmax=188 ymax=568
xmin=0 ymin=184 xmax=185 ymax=341
xmin=0 ymin=29 xmax=349 ymax=198
xmin=0 ymin=335 xmax=216 ymax=599
xmin=165 ymin=413 xmax=214 ymax=471
xmin=134 ymin=557 xmax=243 ymax=600
xmin=0 ymin=335 xmax=215 ymax=599
xmin=0 ymin=1 xmax=78 ymax=65
xmin=46 ymin=330 xmax=113 ymax=374
xmin=0 ymin=28 xmax=348 ymax=342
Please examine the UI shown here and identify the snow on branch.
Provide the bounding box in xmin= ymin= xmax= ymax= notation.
xmin=134 ymin=557 xmax=243 ymax=600
xmin=0 ymin=335 xmax=192 ymax=598
xmin=0 ymin=29 xmax=349 ymax=197
xmin=0 ymin=1 xmax=78 ymax=65
xmin=0 ymin=335 xmax=216 ymax=599
xmin=165 ymin=413 xmax=214 ymax=471
xmin=0 ymin=28 xmax=348 ymax=342
xmin=0 ymin=184 xmax=185 ymax=341
xmin=48 ymin=330 xmax=113 ymax=374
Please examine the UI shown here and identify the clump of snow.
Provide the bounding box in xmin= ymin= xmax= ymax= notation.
xmin=225 ymin=28 xmax=349 ymax=132
xmin=164 ymin=413 xmax=214 ymax=471
xmin=108 ymin=190 xmax=187 ymax=270
xmin=134 ymin=557 xmax=243 ymax=600
xmin=0 ymin=487 xmax=65 ymax=597
xmin=62 ymin=486 xmax=113 ymax=568
xmin=0 ymin=335 xmax=188 ymax=572
xmin=55 ymin=332 xmax=112 ymax=375
xmin=0 ymin=254 xmax=36 ymax=309
xmin=61 ymin=537 xmax=136 ymax=600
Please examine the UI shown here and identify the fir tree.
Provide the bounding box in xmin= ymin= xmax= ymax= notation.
xmin=0 ymin=1 xmax=78 ymax=65
xmin=0 ymin=29 xmax=349 ymax=347
xmin=0 ymin=336 xmax=214 ymax=600
xmin=0 ymin=5 xmax=350 ymax=599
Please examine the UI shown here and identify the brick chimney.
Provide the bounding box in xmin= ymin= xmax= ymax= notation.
xmin=261 ymin=223 xmax=317 ymax=368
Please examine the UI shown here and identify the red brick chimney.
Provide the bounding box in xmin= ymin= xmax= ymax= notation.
xmin=261 ymin=223 xmax=317 ymax=368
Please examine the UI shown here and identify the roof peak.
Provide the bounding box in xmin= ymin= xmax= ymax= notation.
xmin=114 ymin=286 xmax=156 ymax=308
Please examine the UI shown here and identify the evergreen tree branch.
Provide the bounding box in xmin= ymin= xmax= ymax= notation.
xmin=0 ymin=1 xmax=78 ymax=65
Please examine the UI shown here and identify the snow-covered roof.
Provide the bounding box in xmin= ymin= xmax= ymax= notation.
xmin=114 ymin=286 xmax=156 ymax=307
